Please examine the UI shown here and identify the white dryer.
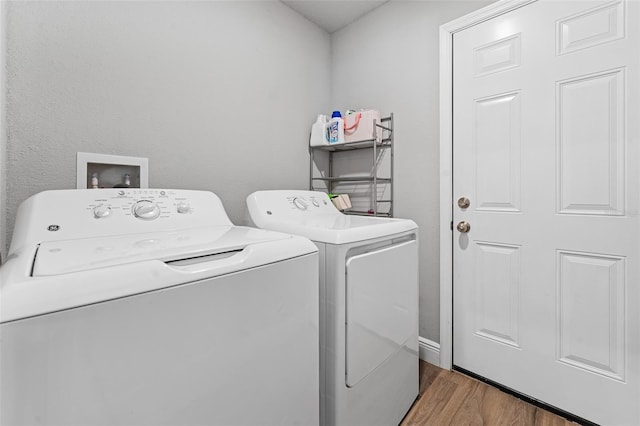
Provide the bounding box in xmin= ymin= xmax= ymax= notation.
xmin=0 ymin=189 xmax=319 ymax=426
xmin=247 ymin=190 xmax=419 ymax=426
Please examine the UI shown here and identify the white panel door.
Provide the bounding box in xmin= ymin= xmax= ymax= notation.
xmin=452 ymin=1 xmax=639 ymax=424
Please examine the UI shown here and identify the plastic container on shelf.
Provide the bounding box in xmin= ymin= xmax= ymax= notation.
xmin=344 ymin=109 xmax=382 ymax=143
xmin=310 ymin=114 xmax=329 ymax=147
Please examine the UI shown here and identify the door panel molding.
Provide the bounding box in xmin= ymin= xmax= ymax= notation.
xmin=474 ymin=33 xmax=522 ymax=77
xmin=474 ymin=90 xmax=522 ymax=212
xmin=474 ymin=241 xmax=522 ymax=348
xmin=556 ymin=249 xmax=626 ymax=382
xmin=556 ymin=0 xmax=625 ymax=56
xmin=556 ymin=67 xmax=626 ymax=216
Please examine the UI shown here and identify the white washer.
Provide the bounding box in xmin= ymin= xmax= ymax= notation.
xmin=247 ymin=190 xmax=419 ymax=426
xmin=0 ymin=189 xmax=319 ymax=426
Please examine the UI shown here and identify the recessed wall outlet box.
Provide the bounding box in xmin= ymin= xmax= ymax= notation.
xmin=76 ymin=152 xmax=149 ymax=189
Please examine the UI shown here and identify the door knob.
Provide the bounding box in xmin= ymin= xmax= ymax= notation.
xmin=458 ymin=197 xmax=470 ymax=209
xmin=457 ymin=221 xmax=471 ymax=233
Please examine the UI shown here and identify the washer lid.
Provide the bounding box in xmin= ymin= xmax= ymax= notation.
xmin=1 ymin=226 xmax=317 ymax=323
xmin=32 ymin=226 xmax=286 ymax=276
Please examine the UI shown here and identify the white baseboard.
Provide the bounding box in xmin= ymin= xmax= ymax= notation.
xmin=418 ymin=336 xmax=440 ymax=366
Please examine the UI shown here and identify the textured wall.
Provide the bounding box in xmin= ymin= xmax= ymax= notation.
xmin=3 ymin=0 xmax=499 ymax=345
xmin=0 ymin=1 xmax=6 ymax=263
xmin=331 ymin=0 xmax=493 ymax=343
xmin=4 ymin=1 xmax=330 ymax=253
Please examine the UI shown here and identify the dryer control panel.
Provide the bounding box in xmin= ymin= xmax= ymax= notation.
xmin=11 ymin=189 xmax=233 ymax=247
xmin=247 ymin=190 xmax=344 ymax=229
xmin=247 ymin=190 xmax=340 ymax=225
xmin=289 ymin=194 xmax=331 ymax=212
xmin=246 ymin=190 xmax=418 ymax=250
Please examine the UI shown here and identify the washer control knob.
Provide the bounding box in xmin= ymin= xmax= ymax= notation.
xmin=132 ymin=200 xmax=161 ymax=220
xmin=312 ymin=200 xmax=320 ymax=207
xmin=292 ymin=197 xmax=308 ymax=210
xmin=93 ymin=204 xmax=112 ymax=219
xmin=176 ymin=202 xmax=190 ymax=214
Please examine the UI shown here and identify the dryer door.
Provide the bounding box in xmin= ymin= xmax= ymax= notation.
xmin=345 ymin=239 xmax=418 ymax=387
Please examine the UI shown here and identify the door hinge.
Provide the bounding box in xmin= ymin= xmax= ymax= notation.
xmin=450 ymin=221 xmax=453 ymax=231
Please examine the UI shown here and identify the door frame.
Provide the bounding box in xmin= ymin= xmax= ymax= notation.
xmin=438 ymin=0 xmax=537 ymax=370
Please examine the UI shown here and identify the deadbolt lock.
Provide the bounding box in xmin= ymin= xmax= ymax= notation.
xmin=456 ymin=221 xmax=471 ymax=233
xmin=458 ymin=197 xmax=470 ymax=209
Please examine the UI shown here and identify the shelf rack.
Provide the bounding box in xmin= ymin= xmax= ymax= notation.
xmin=309 ymin=114 xmax=394 ymax=217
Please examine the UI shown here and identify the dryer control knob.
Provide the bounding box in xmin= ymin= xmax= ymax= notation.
xmin=176 ymin=202 xmax=190 ymax=214
xmin=93 ymin=204 xmax=112 ymax=219
xmin=132 ymin=200 xmax=161 ymax=220
xmin=292 ymin=197 xmax=308 ymax=210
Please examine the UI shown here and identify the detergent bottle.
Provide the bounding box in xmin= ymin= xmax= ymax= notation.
xmin=328 ymin=110 xmax=345 ymax=145
xmin=309 ymin=114 xmax=329 ymax=146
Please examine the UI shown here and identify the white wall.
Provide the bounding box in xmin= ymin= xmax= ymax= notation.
xmin=331 ymin=0 xmax=493 ymax=343
xmin=0 ymin=0 xmax=6 ymax=263
xmin=4 ymin=0 xmax=331 ymax=253
xmin=3 ymin=0 xmax=497 ymax=345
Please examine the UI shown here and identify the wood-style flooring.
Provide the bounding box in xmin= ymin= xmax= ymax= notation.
xmin=401 ymin=361 xmax=581 ymax=426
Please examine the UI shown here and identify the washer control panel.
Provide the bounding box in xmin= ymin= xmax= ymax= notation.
xmin=86 ymin=189 xmax=196 ymax=221
xmin=13 ymin=189 xmax=233 ymax=246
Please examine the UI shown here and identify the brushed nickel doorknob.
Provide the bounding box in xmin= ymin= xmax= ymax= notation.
xmin=457 ymin=221 xmax=471 ymax=233
xmin=458 ymin=197 xmax=470 ymax=209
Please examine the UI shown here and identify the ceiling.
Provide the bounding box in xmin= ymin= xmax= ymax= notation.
xmin=281 ymin=0 xmax=389 ymax=33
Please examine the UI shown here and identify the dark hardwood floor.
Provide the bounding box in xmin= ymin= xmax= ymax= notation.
xmin=401 ymin=361 xmax=580 ymax=425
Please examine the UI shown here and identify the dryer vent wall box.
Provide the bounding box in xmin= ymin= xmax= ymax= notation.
xmin=247 ymin=189 xmax=419 ymax=426
xmin=76 ymin=152 xmax=149 ymax=189
xmin=0 ymin=188 xmax=320 ymax=426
